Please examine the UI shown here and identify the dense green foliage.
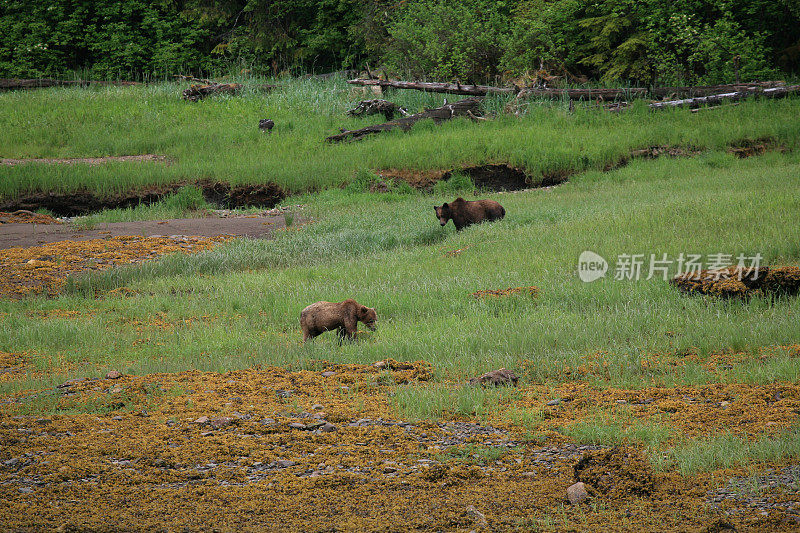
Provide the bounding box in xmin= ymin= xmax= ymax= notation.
xmin=1 ymin=0 xmax=798 ymax=83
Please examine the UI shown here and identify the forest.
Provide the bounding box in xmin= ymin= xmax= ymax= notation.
xmin=1 ymin=0 xmax=798 ymax=84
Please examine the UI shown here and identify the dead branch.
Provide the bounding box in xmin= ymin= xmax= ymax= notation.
xmin=326 ymin=98 xmax=483 ymax=142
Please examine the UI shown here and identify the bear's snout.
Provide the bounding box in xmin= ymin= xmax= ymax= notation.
xmin=365 ymin=321 xmax=377 ymax=331
xmin=439 ymin=218 xmax=447 ymax=226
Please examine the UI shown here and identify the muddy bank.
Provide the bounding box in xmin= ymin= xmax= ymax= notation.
xmin=0 ymin=181 xmax=286 ymax=217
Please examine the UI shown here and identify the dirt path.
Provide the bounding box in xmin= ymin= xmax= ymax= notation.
xmin=0 ymin=154 xmax=168 ymax=166
xmin=0 ymin=214 xmax=286 ymax=250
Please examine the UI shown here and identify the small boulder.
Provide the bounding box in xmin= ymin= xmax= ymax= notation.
xmin=469 ymin=368 xmax=519 ymax=387
xmin=320 ymin=422 xmax=337 ymax=433
xmin=105 ymin=370 xmax=122 ymax=380
xmin=209 ymin=417 xmax=232 ymax=429
xmin=193 ymin=416 xmax=209 ymax=424
xmin=567 ymin=482 xmax=589 ymax=504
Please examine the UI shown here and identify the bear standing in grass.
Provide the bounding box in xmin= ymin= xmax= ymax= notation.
xmin=301 ymin=299 xmax=377 ymax=342
xmin=434 ymin=197 xmax=505 ymax=231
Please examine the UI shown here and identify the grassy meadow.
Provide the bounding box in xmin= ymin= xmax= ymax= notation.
xmin=1 ymin=77 xmax=800 ymax=197
xmin=2 ymin=80 xmax=800 ymax=479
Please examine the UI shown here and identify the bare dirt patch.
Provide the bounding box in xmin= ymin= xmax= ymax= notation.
xmin=727 ymin=137 xmax=788 ymax=158
xmin=471 ymin=286 xmax=540 ymax=299
xmin=0 ymin=211 xmax=289 ymax=250
xmin=0 ymin=180 xmax=286 ymax=217
xmin=0 ymin=154 xmax=168 ymax=166
xmin=0 ymin=210 xmax=62 ymax=225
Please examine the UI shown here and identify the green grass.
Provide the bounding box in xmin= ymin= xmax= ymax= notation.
xmin=2 ymin=148 xmax=799 ymax=396
xmin=2 ymin=84 xmax=800 ymax=476
xmin=1 ymin=77 xmax=800 ymax=199
xmin=652 ymin=427 xmax=800 ymax=474
xmin=71 ymin=185 xmax=214 ymax=228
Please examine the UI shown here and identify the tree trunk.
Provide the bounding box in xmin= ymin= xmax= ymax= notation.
xmin=182 ymin=83 xmax=243 ymax=102
xmin=649 ymin=81 xmax=784 ymax=98
xmin=326 ymin=97 xmax=483 ymax=142
xmin=347 ymin=79 xmax=646 ymax=100
xmin=649 ymin=84 xmax=800 ymax=110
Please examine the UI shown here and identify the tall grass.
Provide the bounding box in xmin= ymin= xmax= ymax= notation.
xmin=1 ymin=77 xmax=799 ymax=198
xmin=1 ymin=150 xmax=798 ymax=391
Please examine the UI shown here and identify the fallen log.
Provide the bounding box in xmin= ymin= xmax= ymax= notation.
xmin=650 ymin=81 xmax=785 ymax=98
xmin=516 ymin=87 xmax=646 ymax=100
xmin=326 ymin=97 xmax=483 ymax=142
xmin=182 ymin=83 xmax=242 ymax=102
xmin=649 ymin=84 xmax=800 ymax=110
xmin=0 ymin=78 xmax=140 ymax=90
xmin=347 ymin=99 xmax=409 ymax=120
xmin=348 ymin=78 xmax=514 ymax=96
xmin=347 ymin=79 xmax=646 ymax=100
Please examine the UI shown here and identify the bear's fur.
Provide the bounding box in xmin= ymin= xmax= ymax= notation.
xmin=434 ymin=197 xmax=505 ymax=231
xmin=300 ymin=299 xmax=377 ymax=342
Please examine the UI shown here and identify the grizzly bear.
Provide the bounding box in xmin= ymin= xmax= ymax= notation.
xmin=434 ymin=197 xmax=505 ymax=231
xmin=300 ymin=299 xmax=377 ymax=342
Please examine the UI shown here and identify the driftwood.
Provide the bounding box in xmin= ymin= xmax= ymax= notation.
xmin=348 ymin=79 xmax=645 ymax=100
xmin=348 ymin=79 xmax=515 ymax=96
xmin=0 ymin=78 xmax=140 ymax=90
xmin=347 ymin=99 xmax=409 ymax=120
xmin=649 ymin=84 xmax=800 ymax=110
xmin=182 ymin=83 xmax=242 ymax=102
xmin=326 ymin=97 xmax=483 ymax=142
xmin=650 ymin=81 xmax=785 ymax=98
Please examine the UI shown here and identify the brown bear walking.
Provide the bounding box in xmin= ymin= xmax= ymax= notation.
xmin=300 ymin=299 xmax=377 ymax=342
xmin=434 ymin=197 xmax=505 ymax=231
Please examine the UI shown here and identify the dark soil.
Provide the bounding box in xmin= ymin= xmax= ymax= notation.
xmin=0 ymin=212 xmax=288 ymax=250
xmin=727 ymin=137 xmax=788 ymax=158
xmin=0 ymin=180 xmax=286 ymax=217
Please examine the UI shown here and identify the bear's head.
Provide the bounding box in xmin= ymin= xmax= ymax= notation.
xmin=358 ymin=305 xmax=378 ymax=331
xmin=434 ymin=203 xmax=451 ymax=226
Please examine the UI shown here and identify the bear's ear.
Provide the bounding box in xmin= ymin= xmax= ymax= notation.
xmin=442 ymin=202 xmax=448 ymax=209
xmin=455 ymin=197 xmax=464 ymax=202
xmin=360 ymin=306 xmax=368 ymax=314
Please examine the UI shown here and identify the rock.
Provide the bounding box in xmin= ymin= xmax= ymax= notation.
xmin=105 ymin=370 xmax=122 ymax=379
xmin=720 ymin=401 xmax=731 ymax=408
xmin=373 ymin=361 xmax=388 ymax=369
xmin=465 ymin=505 xmax=489 ymax=528
xmin=193 ymin=416 xmax=209 ymax=424
xmin=259 ymin=119 xmax=274 ymax=132
xmin=547 ymin=399 xmax=561 ymax=406
xmin=35 ymin=418 xmax=52 ymax=425
xmin=321 ymin=371 xmax=336 ymax=377
xmin=320 ymin=423 xmax=337 ymax=433
xmin=383 ymin=465 xmax=398 ymax=473
xmin=209 ymin=417 xmax=232 ymax=429
xmin=312 ymin=404 xmax=324 ymax=410
xmin=57 ymin=378 xmax=84 ymax=389
xmin=469 ymin=368 xmax=519 ymax=387
xmin=4 ymin=457 xmax=20 ymax=467
xmin=276 ymin=389 xmax=294 ymax=399
xmin=289 ymin=422 xmax=306 ymax=430
xmin=109 ymin=387 xmax=122 ymax=394
xmin=275 ymin=459 xmax=296 ymax=468
xmin=567 ymin=482 xmax=589 ymax=504
xmin=112 ymin=416 xmax=124 ymax=421
xmin=260 ymin=418 xmax=275 ymax=426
